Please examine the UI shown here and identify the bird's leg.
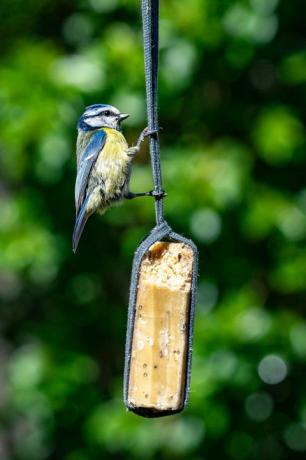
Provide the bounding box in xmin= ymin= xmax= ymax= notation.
xmin=125 ymin=190 xmax=166 ymax=200
xmin=125 ymin=191 xmax=151 ymax=199
xmin=126 ymin=126 xmax=160 ymax=157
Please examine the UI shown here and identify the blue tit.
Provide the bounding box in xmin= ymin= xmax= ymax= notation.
xmin=73 ymin=103 xmax=153 ymax=253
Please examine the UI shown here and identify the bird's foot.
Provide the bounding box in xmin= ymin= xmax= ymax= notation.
xmin=127 ymin=146 xmax=139 ymax=157
xmin=141 ymin=126 xmax=161 ymax=138
xmin=147 ymin=189 xmax=167 ymax=199
xmin=135 ymin=126 xmax=161 ymax=150
xmin=127 ymin=126 xmax=162 ymax=157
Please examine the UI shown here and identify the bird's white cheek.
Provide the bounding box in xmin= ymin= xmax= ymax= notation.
xmin=85 ymin=117 xmax=102 ymax=128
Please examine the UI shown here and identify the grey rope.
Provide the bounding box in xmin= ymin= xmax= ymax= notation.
xmin=141 ymin=0 xmax=164 ymax=226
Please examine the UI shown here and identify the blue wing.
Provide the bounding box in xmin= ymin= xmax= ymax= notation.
xmin=73 ymin=194 xmax=90 ymax=253
xmin=75 ymin=130 xmax=106 ymax=215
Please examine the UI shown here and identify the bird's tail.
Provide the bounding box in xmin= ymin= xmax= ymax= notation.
xmin=73 ymin=195 xmax=90 ymax=253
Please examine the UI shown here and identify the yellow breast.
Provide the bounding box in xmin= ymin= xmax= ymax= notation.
xmin=94 ymin=128 xmax=130 ymax=197
xmin=101 ymin=128 xmax=128 ymax=159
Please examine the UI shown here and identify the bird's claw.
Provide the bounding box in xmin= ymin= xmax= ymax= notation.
xmin=142 ymin=126 xmax=161 ymax=138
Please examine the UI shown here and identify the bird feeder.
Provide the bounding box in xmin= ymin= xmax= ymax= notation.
xmin=123 ymin=0 xmax=198 ymax=417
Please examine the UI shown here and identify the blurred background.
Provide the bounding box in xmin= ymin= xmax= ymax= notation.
xmin=0 ymin=0 xmax=306 ymax=458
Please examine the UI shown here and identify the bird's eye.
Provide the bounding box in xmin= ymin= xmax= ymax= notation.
xmin=104 ymin=110 xmax=111 ymax=116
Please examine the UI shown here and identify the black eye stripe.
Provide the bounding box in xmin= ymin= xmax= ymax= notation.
xmin=85 ymin=110 xmax=116 ymax=118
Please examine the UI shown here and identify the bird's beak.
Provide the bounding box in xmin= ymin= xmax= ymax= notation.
xmin=119 ymin=113 xmax=129 ymax=121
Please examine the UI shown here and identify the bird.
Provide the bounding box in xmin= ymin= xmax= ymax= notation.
xmin=72 ymin=103 xmax=156 ymax=253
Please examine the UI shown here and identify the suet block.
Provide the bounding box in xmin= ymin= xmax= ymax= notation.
xmin=127 ymin=241 xmax=194 ymax=415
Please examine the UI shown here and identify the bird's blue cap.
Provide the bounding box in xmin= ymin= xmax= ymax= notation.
xmin=85 ymin=103 xmax=110 ymax=111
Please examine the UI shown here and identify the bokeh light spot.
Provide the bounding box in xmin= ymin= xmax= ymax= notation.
xmin=289 ymin=323 xmax=306 ymax=358
xmin=190 ymin=208 xmax=221 ymax=243
xmin=253 ymin=107 xmax=304 ymax=165
xmin=245 ymin=392 xmax=273 ymax=421
xmin=209 ymin=350 xmax=238 ymax=380
xmin=235 ymin=307 xmax=272 ymax=341
xmin=277 ymin=206 xmax=306 ymax=241
xmin=284 ymin=423 xmax=306 ymax=451
xmin=258 ymin=354 xmax=288 ymax=385
xmin=162 ymin=40 xmax=197 ymax=87
xmin=223 ymin=5 xmax=278 ymax=44
xmin=63 ymin=14 xmax=93 ymax=45
xmin=51 ymin=55 xmax=104 ymax=91
xmin=89 ymin=0 xmax=118 ymax=12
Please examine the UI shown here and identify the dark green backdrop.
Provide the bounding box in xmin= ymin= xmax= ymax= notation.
xmin=1 ymin=0 xmax=306 ymax=459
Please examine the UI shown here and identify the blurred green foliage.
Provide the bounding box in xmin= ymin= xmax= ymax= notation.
xmin=0 ymin=0 xmax=306 ymax=459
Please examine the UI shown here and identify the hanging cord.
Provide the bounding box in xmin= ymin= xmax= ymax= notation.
xmin=141 ymin=0 xmax=165 ymax=226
